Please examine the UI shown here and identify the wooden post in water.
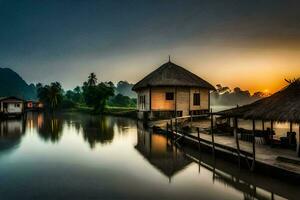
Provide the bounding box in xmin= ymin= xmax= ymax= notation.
xmin=190 ymin=113 xmax=193 ymax=130
xmin=290 ymin=122 xmax=293 ymax=133
xmin=210 ymin=109 xmax=215 ymax=153
xmin=298 ymin=124 xmax=300 ymax=157
xmin=175 ymin=87 xmax=178 ymax=134
xmin=175 ymin=117 xmax=178 ymax=135
xmin=262 ymin=120 xmax=265 ymax=132
xmin=270 ymin=120 xmax=274 ymax=147
xmin=197 ymin=127 xmax=201 ymax=173
xmin=234 ymin=117 xmax=240 ymax=154
xmin=197 ymin=127 xmax=201 ymax=152
xmin=170 ymin=119 xmax=173 ymax=140
xmin=166 ymin=123 xmax=169 ymax=140
xmin=251 ymin=120 xmax=256 ymax=171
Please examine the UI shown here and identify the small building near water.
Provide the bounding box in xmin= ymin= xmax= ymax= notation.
xmin=132 ymin=61 xmax=215 ymax=120
xmin=0 ymin=96 xmax=24 ymax=117
xmin=26 ymin=100 xmax=44 ymax=111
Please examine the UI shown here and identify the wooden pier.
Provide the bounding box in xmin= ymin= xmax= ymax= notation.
xmin=152 ymin=113 xmax=300 ymax=182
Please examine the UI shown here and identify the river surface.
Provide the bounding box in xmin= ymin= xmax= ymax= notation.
xmin=0 ymin=112 xmax=298 ymax=200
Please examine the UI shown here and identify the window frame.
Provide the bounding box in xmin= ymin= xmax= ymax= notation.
xmin=193 ymin=93 xmax=200 ymax=106
xmin=165 ymin=92 xmax=174 ymax=101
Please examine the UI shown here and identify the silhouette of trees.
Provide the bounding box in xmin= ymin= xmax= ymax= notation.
xmin=87 ymin=72 xmax=97 ymax=86
xmin=82 ymin=74 xmax=114 ymax=112
xmin=37 ymin=82 xmax=64 ymax=111
xmin=211 ymin=84 xmax=270 ymax=106
xmin=108 ymin=93 xmax=136 ymax=107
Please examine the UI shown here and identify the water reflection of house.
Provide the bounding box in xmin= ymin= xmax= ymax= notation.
xmin=135 ymin=122 xmax=192 ymax=179
xmin=25 ymin=112 xmax=44 ymax=130
xmin=0 ymin=119 xmax=25 ymax=152
xmin=132 ymin=60 xmax=215 ymax=120
xmin=0 ymin=96 xmax=24 ymax=117
xmin=26 ymin=100 xmax=43 ymax=111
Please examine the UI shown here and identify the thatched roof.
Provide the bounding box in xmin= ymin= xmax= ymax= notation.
xmin=218 ymin=80 xmax=300 ymax=123
xmin=0 ymin=96 xmax=24 ymax=102
xmin=132 ymin=61 xmax=215 ymax=91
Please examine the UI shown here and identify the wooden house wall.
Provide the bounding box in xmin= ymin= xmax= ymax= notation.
xmin=151 ymin=87 xmax=175 ymax=110
xmin=137 ymin=88 xmax=150 ymax=111
xmin=189 ymin=88 xmax=209 ymax=111
xmin=136 ymin=87 xmax=210 ymax=114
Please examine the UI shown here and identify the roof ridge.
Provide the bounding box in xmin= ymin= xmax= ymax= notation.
xmin=132 ymin=61 xmax=215 ymax=91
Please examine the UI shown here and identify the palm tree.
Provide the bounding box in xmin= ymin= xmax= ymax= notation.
xmin=47 ymin=82 xmax=63 ymax=110
xmin=87 ymin=73 xmax=97 ymax=86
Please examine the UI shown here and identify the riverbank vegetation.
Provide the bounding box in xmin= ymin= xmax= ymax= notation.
xmin=36 ymin=73 xmax=137 ymax=116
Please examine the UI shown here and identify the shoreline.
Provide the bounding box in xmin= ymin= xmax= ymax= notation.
xmin=55 ymin=106 xmax=138 ymax=119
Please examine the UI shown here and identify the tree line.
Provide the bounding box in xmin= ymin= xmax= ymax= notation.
xmin=36 ymin=73 xmax=136 ymax=112
xmin=211 ymin=84 xmax=271 ymax=106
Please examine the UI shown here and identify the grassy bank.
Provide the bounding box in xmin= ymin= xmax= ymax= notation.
xmin=103 ymin=106 xmax=137 ymax=119
xmin=61 ymin=105 xmax=137 ymax=119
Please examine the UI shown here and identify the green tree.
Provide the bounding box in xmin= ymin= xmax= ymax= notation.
xmin=82 ymin=74 xmax=114 ymax=112
xmin=37 ymin=82 xmax=64 ymax=111
xmin=108 ymin=93 xmax=136 ymax=107
xmin=87 ymin=72 xmax=97 ymax=86
xmin=65 ymin=86 xmax=83 ymax=104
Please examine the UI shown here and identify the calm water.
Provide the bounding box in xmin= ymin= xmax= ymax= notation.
xmin=0 ymin=112 xmax=298 ymax=200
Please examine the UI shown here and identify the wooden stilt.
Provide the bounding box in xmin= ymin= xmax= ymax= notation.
xmin=191 ymin=113 xmax=193 ymax=129
xmin=262 ymin=120 xmax=265 ymax=144
xmin=175 ymin=118 xmax=178 ymax=134
xmin=251 ymin=120 xmax=256 ymax=171
xmin=166 ymin=123 xmax=169 ymax=140
xmin=270 ymin=120 xmax=274 ymax=147
xmin=210 ymin=109 xmax=215 ymax=153
xmin=290 ymin=122 xmax=293 ymax=133
xmin=234 ymin=117 xmax=240 ymax=153
xmin=197 ymin=127 xmax=201 ymax=173
xmin=170 ymin=119 xmax=173 ymax=140
xmin=197 ymin=127 xmax=201 ymax=152
xmin=298 ymin=124 xmax=300 ymax=157
xmin=175 ymin=87 xmax=177 ymax=134
xmin=233 ymin=117 xmax=241 ymax=168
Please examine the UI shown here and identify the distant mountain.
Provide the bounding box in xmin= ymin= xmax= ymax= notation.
xmin=0 ymin=68 xmax=37 ymax=100
xmin=115 ymin=81 xmax=136 ymax=98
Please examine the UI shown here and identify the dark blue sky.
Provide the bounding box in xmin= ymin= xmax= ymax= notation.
xmin=1 ymin=0 xmax=300 ymax=92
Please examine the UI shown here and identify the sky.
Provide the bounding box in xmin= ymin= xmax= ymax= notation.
xmin=0 ymin=0 xmax=300 ymax=94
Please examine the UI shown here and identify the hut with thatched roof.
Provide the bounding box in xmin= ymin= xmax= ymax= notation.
xmin=219 ymin=80 xmax=300 ymax=123
xmin=132 ymin=60 xmax=215 ymax=120
xmin=218 ymin=79 xmax=300 ymax=156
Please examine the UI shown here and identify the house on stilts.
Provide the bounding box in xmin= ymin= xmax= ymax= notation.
xmin=132 ymin=60 xmax=215 ymax=120
xmin=0 ymin=96 xmax=24 ymax=118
